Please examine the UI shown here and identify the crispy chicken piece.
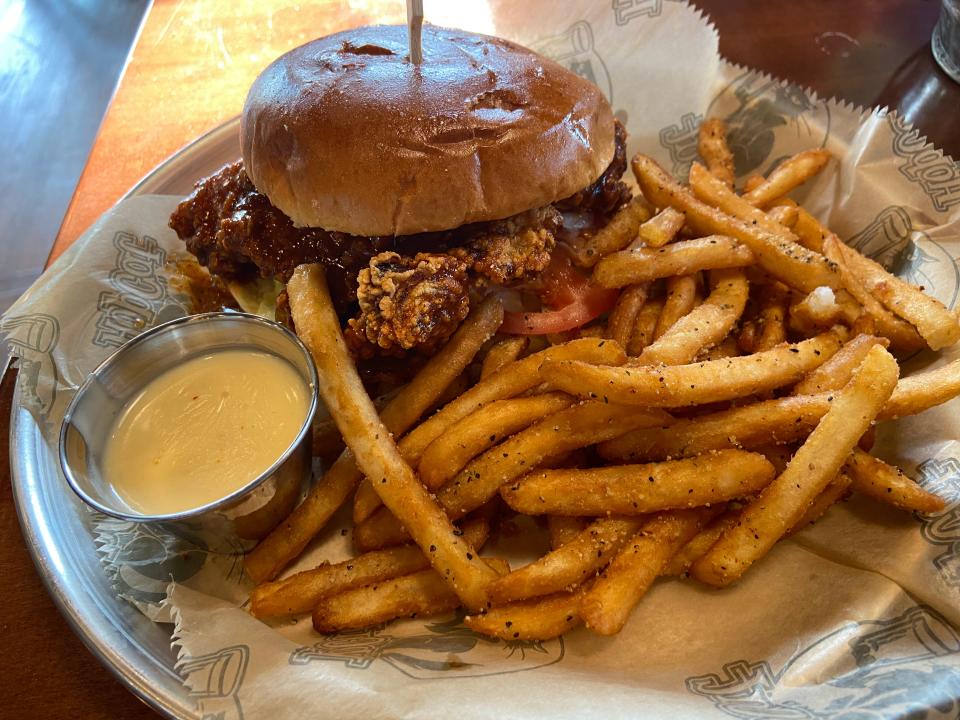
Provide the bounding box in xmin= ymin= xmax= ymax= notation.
xmin=460 ymin=206 xmax=560 ymax=285
xmin=346 ymin=252 xmax=471 ymax=354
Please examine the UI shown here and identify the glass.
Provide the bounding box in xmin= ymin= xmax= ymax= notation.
xmin=932 ymin=0 xmax=960 ymax=82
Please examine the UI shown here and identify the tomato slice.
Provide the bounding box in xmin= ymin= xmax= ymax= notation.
xmin=501 ymin=252 xmax=618 ymax=335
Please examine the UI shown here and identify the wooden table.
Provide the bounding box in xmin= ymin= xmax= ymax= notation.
xmin=3 ymin=1 xmax=958 ymax=717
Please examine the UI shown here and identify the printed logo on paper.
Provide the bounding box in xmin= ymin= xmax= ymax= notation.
xmin=848 ymin=206 xmax=960 ymax=310
xmin=686 ymin=605 xmax=960 ymax=719
xmin=888 ymin=113 xmax=960 ymax=213
xmin=96 ymin=517 xmax=245 ymax=606
xmin=0 ymin=312 xmax=59 ymax=418
xmin=659 ymin=111 xmax=703 ymax=178
xmin=915 ymin=457 xmax=960 ymax=587
xmin=181 ymin=645 xmax=250 ymax=720
xmin=290 ymin=613 xmax=563 ymax=679
xmin=93 ymin=231 xmax=185 ymax=349
xmin=695 ymin=71 xmax=830 ymax=180
xmin=531 ymin=21 xmax=614 ymax=103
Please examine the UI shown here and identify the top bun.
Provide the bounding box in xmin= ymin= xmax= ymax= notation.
xmin=241 ymin=24 xmax=615 ymax=236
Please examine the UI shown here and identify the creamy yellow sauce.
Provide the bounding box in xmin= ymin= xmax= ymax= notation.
xmin=103 ymin=350 xmax=310 ymax=515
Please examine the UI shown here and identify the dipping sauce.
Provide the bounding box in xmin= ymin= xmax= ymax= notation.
xmin=102 ymin=350 xmax=310 ymax=515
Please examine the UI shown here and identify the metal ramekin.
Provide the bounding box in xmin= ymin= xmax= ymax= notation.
xmin=59 ymin=312 xmax=318 ymax=547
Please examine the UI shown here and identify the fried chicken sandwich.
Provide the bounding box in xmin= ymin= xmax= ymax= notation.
xmin=170 ymin=24 xmax=630 ymax=357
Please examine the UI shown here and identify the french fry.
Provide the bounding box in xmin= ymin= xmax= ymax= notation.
xmin=792 ymin=334 xmax=889 ymax=395
xmin=480 ymin=337 xmax=528 ymax=379
xmin=593 ymin=236 xmax=754 ymax=288
xmin=639 ymin=269 xmax=749 ymax=366
xmin=353 ymin=506 xmax=414 ymax=552
xmin=284 ymin=265 xmax=500 ymax=610
xmin=352 ymin=337 xmax=627 ymax=523
xmin=634 ymin=155 xmax=840 ymax=293
xmin=312 ymin=558 xmax=511 ymax=633
xmin=628 ymin=297 xmax=664 ymax=355
xmin=654 ymin=274 xmax=699 ymax=339
xmin=832 ymin=238 xmax=960 ymax=350
xmin=540 ymin=329 xmax=845 ymax=407
xmin=789 ymin=286 xmax=847 ymax=331
xmin=639 ymin=207 xmax=686 ymax=248
xmin=581 ymin=509 xmax=713 ymax=635
xmin=547 ymin=516 xmax=590 ymax=550
xmin=753 ymin=283 xmax=789 ymax=351
xmin=464 ymin=589 xmax=585 ymax=641
xmin=692 ymin=345 xmax=899 ymax=586
xmin=767 ymin=203 xmax=799 ymax=229
xmin=787 ymin=473 xmax=852 ymax=535
xmin=742 ymin=174 xmax=765 ymax=193
xmin=607 ymin=283 xmax=650 ymax=349
xmin=436 ymin=402 xmax=673 ymax=519
xmin=884 ymin=358 xmax=960 ymax=418
xmin=600 ymin=358 xmax=960 ymax=462
xmin=567 ymin=196 xmax=650 ymax=267
xmin=417 ymin=393 xmax=575 ymax=490
xmin=489 ymin=517 xmax=643 ymax=604
xmin=245 ymin=294 xmax=504 ymax=583
xmin=821 ymin=233 xmax=923 ymax=351
xmin=501 ymin=449 xmax=775 ymax=516
xmin=741 ymin=149 xmax=831 ymax=209
xmin=845 ymin=448 xmax=946 ymax=514
xmin=312 ymin=413 xmax=345 ymax=462
xmin=663 ymin=508 xmax=740 ymax=576
xmin=697 ymin=118 xmax=735 ymax=188
xmin=250 ymin=515 xmax=490 ymax=618
xmin=698 ymin=335 xmax=740 ymax=360
xmin=792 ymin=207 xmax=829 ymax=252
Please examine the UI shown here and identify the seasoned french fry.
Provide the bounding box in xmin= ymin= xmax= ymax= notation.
xmin=845 ymin=449 xmax=946 ymax=514
xmin=692 ymin=345 xmax=899 ymax=586
xmin=437 ymin=402 xmax=673 ymax=519
xmin=353 ymin=337 xmax=627 ymax=523
xmin=593 ymin=236 xmax=754 ymax=288
xmin=628 ymin=297 xmax=664 ymax=355
xmin=639 ymin=207 xmax=686 ymax=248
xmin=639 ymin=269 xmax=749 ymax=366
xmin=742 ymin=174 xmax=765 ymax=193
xmin=663 ymin=508 xmax=739 ymax=576
xmin=312 ymin=558 xmax=511 ymax=633
xmin=245 ymin=294 xmax=504 ymax=583
xmin=741 ymin=149 xmax=831 ymax=209
xmin=753 ymin=283 xmax=789 ymax=351
xmin=884 ymin=358 xmax=960 ymax=418
xmin=489 ymin=517 xmax=643 ymax=604
xmin=418 ymin=393 xmax=575 ymax=490
xmin=792 ymin=334 xmax=889 ymax=395
xmin=547 ymin=516 xmax=590 ymax=550
xmin=480 ymin=337 xmax=528 ymax=379
xmin=697 ymin=118 xmax=736 ymax=188
xmin=821 ymin=233 xmax=923 ymax=351
xmin=787 ymin=473 xmax=852 ymax=535
xmin=654 ymin=274 xmax=699 ymax=339
xmin=697 ymin=335 xmax=740 ymax=360
xmin=582 ymin=509 xmax=713 ymax=635
xmin=285 ymin=265 xmax=500 ymax=610
xmin=567 ymin=196 xmax=650 ymax=267
xmin=794 ymin=286 xmax=844 ymax=329
xmin=832 ymin=238 xmax=960 ymax=350
xmin=464 ymin=589 xmax=585 ymax=641
xmin=767 ymin=203 xmax=799 ymax=228
xmin=792 ymin=207 xmax=829 ymax=252
xmin=600 ymin=358 xmax=960 ymax=462
xmin=250 ymin=516 xmax=490 ymax=618
xmin=541 ymin=329 xmax=845 ymax=407
xmin=634 ymin=156 xmax=839 ymax=293
xmin=501 ymin=449 xmax=774 ymax=516
xmin=312 ymin=413 xmax=345 ymax=462
xmin=607 ymin=283 xmax=649 ymax=349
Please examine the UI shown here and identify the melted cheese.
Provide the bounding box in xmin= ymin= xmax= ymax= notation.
xmin=103 ymin=350 xmax=309 ymax=515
